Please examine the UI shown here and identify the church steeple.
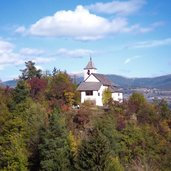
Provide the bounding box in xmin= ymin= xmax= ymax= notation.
xmin=84 ymin=57 xmax=96 ymax=70
xmin=84 ymin=57 xmax=97 ymax=80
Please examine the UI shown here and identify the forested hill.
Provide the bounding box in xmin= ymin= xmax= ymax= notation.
xmin=0 ymin=61 xmax=171 ymax=170
xmin=107 ymin=74 xmax=171 ymax=89
xmin=0 ymin=80 xmax=18 ymax=87
xmin=76 ymin=74 xmax=171 ymax=90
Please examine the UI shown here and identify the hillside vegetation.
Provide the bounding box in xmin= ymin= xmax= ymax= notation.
xmin=0 ymin=61 xmax=171 ymax=171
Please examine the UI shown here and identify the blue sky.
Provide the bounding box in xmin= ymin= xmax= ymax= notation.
xmin=0 ymin=0 xmax=171 ymax=81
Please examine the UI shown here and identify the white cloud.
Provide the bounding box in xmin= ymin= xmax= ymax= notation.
xmin=26 ymin=6 xmax=130 ymax=40
xmin=124 ymin=56 xmax=140 ymax=64
xmin=122 ymin=24 xmax=153 ymax=33
xmin=35 ymin=65 xmax=43 ymax=70
xmin=15 ymin=26 xmax=26 ymax=34
xmin=32 ymin=57 xmax=55 ymax=64
xmin=0 ymin=52 xmax=24 ymax=68
xmin=0 ymin=39 xmax=14 ymax=53
xmin=124 ymin=58 xmax=131 ymax=64
xmin=0 ymin=39 xmax=54 ymax=71
xmin=56 ymin=48 xmax=95 ymax=58
xmin=20 ymin=48 xmax=45 ymax=56
xmin=87 ymin=0 xmax=146 ymax=15
xmin=127 ymin=38 xmax=171 ymax=49
xmin=15 ymin=4 xmax=161 ymax=40
xmin=122 ymin=20 xmax=164 ymax=33
xmin=0 ymin=40 xmax=21 ymax=66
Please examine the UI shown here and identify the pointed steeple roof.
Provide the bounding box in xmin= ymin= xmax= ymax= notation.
xmin=84 ymin=57 xmax=96 ymax=69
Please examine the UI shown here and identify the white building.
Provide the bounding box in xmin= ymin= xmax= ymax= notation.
xmin=77 ymin=58 xmax=123 ymax=106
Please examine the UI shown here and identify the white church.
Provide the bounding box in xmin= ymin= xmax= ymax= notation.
xmin=77 ymin=58 xmax=123 ymax=106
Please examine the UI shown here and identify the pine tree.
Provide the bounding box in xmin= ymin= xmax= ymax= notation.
xmin=20 ymin=61 xmax=42 ymax=80
xmin=13 ymin=80 xmax=30 ymax=104
xmin=75 ymin=129 xmax=110 ymax=171
xmin=39 ymin=110 xmax=71 ymax=171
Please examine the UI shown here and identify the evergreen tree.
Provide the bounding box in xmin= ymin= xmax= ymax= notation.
xmin=13 ymin=80 xmax=30 ymax=104
xmin=75 ymin=129 xmax=110 ymax=171
xmin=39 ymin=110 xmax=71 ymax=171
xmin=52 ymin=67 xmax=58 ymax=76
xmin=20 ymin=61 xmax=42 ymax=80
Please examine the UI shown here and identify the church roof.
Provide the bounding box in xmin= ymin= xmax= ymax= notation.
xmin=91 ymin=73 xmax=113 ymax=86
xmin=84 ymin=58 xmax=96 ymax=69
xmin=108 ymin=85 xmax=118 ymax=93
xmin=77 ymin=82 xmax=102 ymax=91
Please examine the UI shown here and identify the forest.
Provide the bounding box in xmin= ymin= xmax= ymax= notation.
xmin=0 ymin=61 xmax=171 ymax=171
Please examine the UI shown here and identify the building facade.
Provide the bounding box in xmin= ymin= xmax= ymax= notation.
xmin=77 ymin=58 xmax=123 ymax=106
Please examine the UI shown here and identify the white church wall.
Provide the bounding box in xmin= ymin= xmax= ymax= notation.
xmin=112 ymin=92 xmax=123 ymax=103
xmin=81 ymin=92 xmax=86 ymax=103
xmin=85 ymin=74 xmax=99 ymax=82
xmin=82 ymin=91 xmax=97 ymax=104
xmin=81 ymin=85 xmax=106 ymax=106
xmin=96 ymin=85 xmax=108 ymax=106
xmin=84 ymin=69 xmax=97 ymax=80
xmin=81 ymin=87 xmax=123 ymax=106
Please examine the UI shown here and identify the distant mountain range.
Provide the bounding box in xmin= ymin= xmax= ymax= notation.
xmin=106 ymin=74 xmax=171 ymax=90
xmin=1 ymin=74 xmax=171 ymax=90
xmin=0 ymin=80 xmax=18 ymax=88
xmin=75 ymin=74 xmax=171 ymax=90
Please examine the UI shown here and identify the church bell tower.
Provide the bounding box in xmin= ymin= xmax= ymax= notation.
xmin=84 ymin=57 xmax=97 ymax=80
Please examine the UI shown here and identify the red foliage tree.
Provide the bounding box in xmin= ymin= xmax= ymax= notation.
xmin=28 ymin=77 xmax=47 ymax=99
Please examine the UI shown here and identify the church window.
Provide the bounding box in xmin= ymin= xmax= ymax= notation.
xmin=86 ymin=91 xmax=93 ymax=96
xmin=87 ymin=69 xmax=90 ymax=75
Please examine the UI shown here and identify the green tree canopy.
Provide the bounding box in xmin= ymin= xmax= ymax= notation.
xmin=39 ymin=110 xmax=71 ymax=171
xmin=128 ymin=92 xmax=147 ymax=114
xmin=102 ymin=88 xmax=112 ymax=105
xmin=12 ymin=80 xmax=30 ymax=105
xmin=75 ymin=129 xmax=110 ymax=171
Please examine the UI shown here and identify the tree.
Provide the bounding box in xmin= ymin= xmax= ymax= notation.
xmin=156 ymin=99 xmax=171 ymax=120
xmin=106 ymin=157 xmax=124 ymax=171
xmin=0 ymin=132 xmax=28 ymax=171
xmin=39 ymin=111 xmax=71 ymax=171
xmin=12 ymin=80 xmax=30 ymax=104
xmin=28 ymin=77 xmax=47 ymax=99
xmin=137 ymin=103 xmax=157 ymax=124
xmin=47 ymin=71 xmax=74 ymax=108
xmin=102 ymin=88 xmax=112 ymax=105
xmin=75 ymin=129 xmax=110 ymax=171
xmin=0 ymin=116 xmax=28 ymax=171
xmin=20 ymin=61 xmax=42 ymax=80
xmin=128 ymin=92 xmax=146 ymax=114
xmin=119 ymin=124 xmax=145 ymax=164
xmin=52 ymin=67 xmax=59 ymax=76
xmin=12 ymin=99 xmax=47 ymax=171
